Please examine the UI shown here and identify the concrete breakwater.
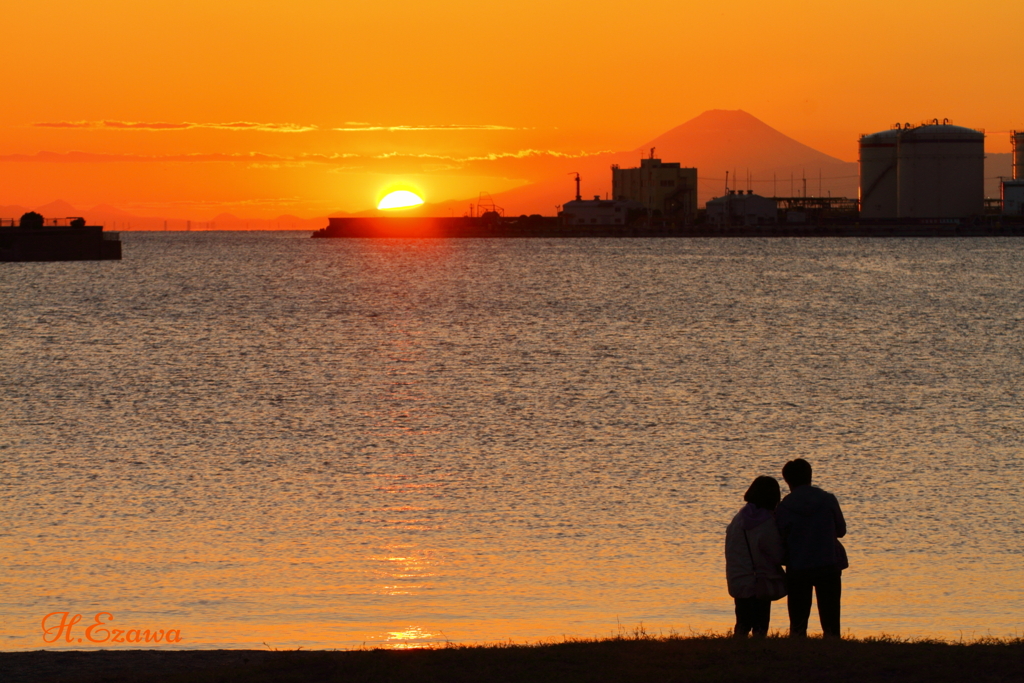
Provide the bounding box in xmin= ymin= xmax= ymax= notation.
xmin=1 ymin=221 xmax=121 ymax=261
xmin=312 ymin=216 xmax=1024 ymax=239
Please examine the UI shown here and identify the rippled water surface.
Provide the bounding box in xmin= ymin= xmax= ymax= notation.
xmin=2 ymin=232 xmax=1022 ymax=649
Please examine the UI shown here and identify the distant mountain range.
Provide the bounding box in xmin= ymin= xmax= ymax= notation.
xmin=3 ymin=110 xmax=1013 ymax=227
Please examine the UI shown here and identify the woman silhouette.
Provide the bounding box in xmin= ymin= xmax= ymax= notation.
xmin=725 ymin=476 xmax=787 ymax=637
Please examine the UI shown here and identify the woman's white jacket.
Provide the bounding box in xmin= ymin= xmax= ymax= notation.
xmin=725 ymin=506 xmax=786 ymax=599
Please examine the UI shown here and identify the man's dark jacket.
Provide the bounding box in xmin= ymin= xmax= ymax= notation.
xmin=775 ymin=485 xmax=846 ymax=571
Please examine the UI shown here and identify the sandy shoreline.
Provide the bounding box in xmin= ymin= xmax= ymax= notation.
xmin=3 ymin=634 xmax=1022 ymax=683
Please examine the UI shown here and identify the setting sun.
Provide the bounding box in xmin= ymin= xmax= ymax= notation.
xmin=377 ymin=190 xmax=425 ymax=211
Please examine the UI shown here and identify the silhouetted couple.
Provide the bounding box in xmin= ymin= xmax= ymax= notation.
xmin=725 ymin=458 xmax=847 ymax=638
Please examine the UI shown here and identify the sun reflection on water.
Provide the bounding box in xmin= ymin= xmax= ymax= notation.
xmin=370 ymin=544 xmax=439 ymax=595
xmin=381 ymin=626 xmax=439 ymax=649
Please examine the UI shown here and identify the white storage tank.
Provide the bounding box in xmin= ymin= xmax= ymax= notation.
xmin=1013 ymin=131 xmax=1024 ymax=180
xmin=859 ymin=128 xmax=900 ymax=218
xmin=897 ymin=123 xmax=984 ymax=218
xmin=1003 ymin=180 xmax=1024 ymax=215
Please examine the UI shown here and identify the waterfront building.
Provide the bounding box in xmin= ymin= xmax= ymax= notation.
xmin=705 ymin=190 xmax=778 ymax=226
xmin=559 ymin=196 xmax=643 ymax=226
xmin=612 ymin=156 xmax=698 ymax=221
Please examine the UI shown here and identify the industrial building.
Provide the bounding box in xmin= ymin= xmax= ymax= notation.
xmin=775 ymin=197 xmax=859 ymax=224
xmin=859 ymin=121 xmax=985 ymax=219
xmin=559 ymin=195 xmax=643 ymax=226
xmin=556 ymin=172 xmax=643 ymax=226
xmin=1016 ymin=131 xmax=1024 ymax=181
xmin=705 ymin=190 xmax=777 ymax=226
xmin=1002 ymin=132 xmax=1024 ymax=216
xmin=612 ymin=154 xmax=698 ymax=221
xmin=1003 ymin=182 xmax=1024 ymax=215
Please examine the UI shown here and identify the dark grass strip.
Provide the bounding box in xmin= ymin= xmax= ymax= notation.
xmin=3 ymin=632 xmax=1022 ymax=683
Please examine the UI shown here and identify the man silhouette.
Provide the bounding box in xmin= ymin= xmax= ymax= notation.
xmin=775 ymin=458 xmax=847 ymax=637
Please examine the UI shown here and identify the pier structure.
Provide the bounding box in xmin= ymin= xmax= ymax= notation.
xmin=1 ymin=213 xmax=121 ymax=261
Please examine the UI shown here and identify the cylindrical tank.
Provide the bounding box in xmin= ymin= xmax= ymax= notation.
xmin=1003 ymin=180 xmax=1024 ymax=215
xmin=859 ymin=128 xmax=900 ymax=218
xmin=1013 ymin=131 xmax=1024 ymax=180
xmin=897 ymin=124 xmax=984 ymax=219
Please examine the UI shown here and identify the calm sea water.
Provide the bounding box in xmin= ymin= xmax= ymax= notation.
xmin=2 ymin=232 xmax=1022 ymax=650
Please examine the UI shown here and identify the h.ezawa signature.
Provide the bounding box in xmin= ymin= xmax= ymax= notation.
xmin=42 ymin=612 xmax=183 ymax=644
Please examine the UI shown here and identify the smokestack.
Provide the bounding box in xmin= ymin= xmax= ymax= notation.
xmin=1014 ymin=131 xmax=1024 ymax=181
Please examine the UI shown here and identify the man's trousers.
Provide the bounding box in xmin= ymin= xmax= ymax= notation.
xmin=786 ymin=567 xmax=842 ymax=637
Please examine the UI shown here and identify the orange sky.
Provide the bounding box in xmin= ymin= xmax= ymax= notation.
xmin=2 ymin=0 xmax=1022 ymax=219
